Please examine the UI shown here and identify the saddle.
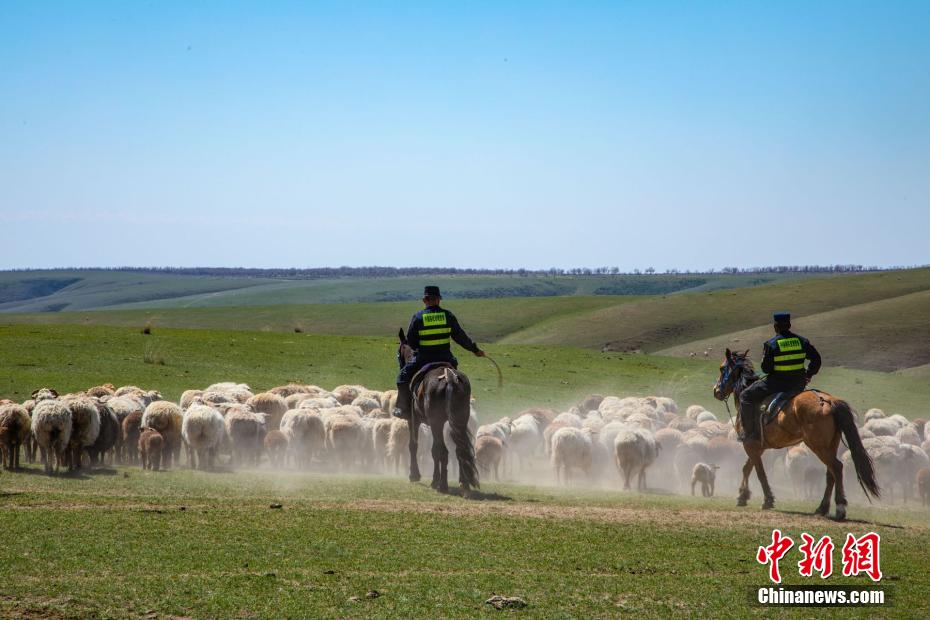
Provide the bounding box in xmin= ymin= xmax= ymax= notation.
xmin=759 ymin=388 xmax=823 ymax=426
xmin=409 ymin=362 xmax=455 ymax=400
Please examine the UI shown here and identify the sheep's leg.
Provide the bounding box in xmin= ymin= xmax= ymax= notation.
xmin=408 ymin=421 xmax=421 ymax=483
xmin=691 ymin=479 xmax=696 ymax=496
xmin=737 ymin=458 xmax=753 ymax=506
xmin=709 ymin=480 xmax=715 ymax=497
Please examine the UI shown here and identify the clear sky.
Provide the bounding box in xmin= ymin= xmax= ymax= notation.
xmin=2 ymin=1 xmax=928 ymax=271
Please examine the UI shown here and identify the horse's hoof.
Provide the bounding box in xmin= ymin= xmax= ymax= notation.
xmin=762 ymin=499 xmax=775 ymax=510
xmin=834 ymin=504 xmax=847 ymax=521
xmin=814 ymin=506 xmax=829 ymax=517
xmin=409 ymin=475 xmax=421 ymax=483
xmin=736 ymin=499 xmax=747 ymax=507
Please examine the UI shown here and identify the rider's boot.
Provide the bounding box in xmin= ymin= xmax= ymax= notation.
xmin=392 ymin=383 xmax=412 ymax=421
xmin=737 ymin=404 xmax=760 ymax=443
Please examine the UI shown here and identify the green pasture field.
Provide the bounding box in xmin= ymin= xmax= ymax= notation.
xmin=1 ymin=324 xmax=929 ymax=418
xmin=0 ymin=467 xmax=926 ymax=618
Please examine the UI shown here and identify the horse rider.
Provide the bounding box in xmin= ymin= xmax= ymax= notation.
xmin=392 ymin=285 xmax=485 ymax=420
xmin=738 ymin=311 xmax=822 ymax=442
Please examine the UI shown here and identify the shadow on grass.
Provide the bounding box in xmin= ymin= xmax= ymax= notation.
xmin=773 ymin=508 xmax=905 ymax=529
xmin=439 ymin=488 xmax=513 ymax=502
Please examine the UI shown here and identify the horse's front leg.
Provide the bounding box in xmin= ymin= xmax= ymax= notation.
xmin=737 ymin=457 xmax=753 ymax=506
xmin=407 ymin=420 xmax=421 ymax=483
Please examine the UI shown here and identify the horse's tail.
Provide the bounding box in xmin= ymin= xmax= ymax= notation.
xmin=832 ymin=399 xmax=881 ymax=501
xmin=447 ymin=372 xmax=479 ymax=491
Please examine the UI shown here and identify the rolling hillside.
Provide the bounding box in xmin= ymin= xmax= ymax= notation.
xmin=659 ymin=289 xmax=930 ymax=372
xmin=0 ymin=269 xmax=819 ymax=312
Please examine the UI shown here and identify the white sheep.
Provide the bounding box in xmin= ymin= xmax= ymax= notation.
xmin=224 ymin=409 xmax=266 ymax=468
xmin=695 ymin=410 xmax=718 ymax=424
xmin=896 ymin=425 xmax=922 ymax=446
xmin=864 ymin=418 xmax=899 ymax=437
xmin=614 ymin=428 xmax=659 ymax=491
xmin=246 ymin=392 xmax=289 ymax=430
xmin=31 ymin=400 xmax=72 ymax=474
xmin=182 ymin=404 xmax=226 ymax=470
xmin=281 ymin=409 xmax=326 ymax=469
xmin=691 ymin=463 xmax=720 ymax=497
xmin=863 ymin=408 xmax=885 ymax=423
xmin=785 ymin=445 xmax=819 ymax=498
xmin=508 ymin=414 xmax=542 ymax=470
xmin=549 ymin=427 xmax=593 ymax=485
xmin=62 ymin=396 xmax=100 ymax=471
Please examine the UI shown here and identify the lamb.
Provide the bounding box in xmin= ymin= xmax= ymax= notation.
xmin=280 ymin=409 xmax=326 ymax=469
xmin=264 ymin=430 xmax=288 ymax=468
xmin=674 ymin=433 xmax=709 ymax=490
xmin=918 ymin=467 xmax=930 ymax=507
xmin=246 ymin=392 xmax=289 ymax=430
xmin=614 ymin=428 xmax=659 ymax=491
xmin=31 ymin=400 xmax=72 ymax=474
xmin=224 ymin=409 xmax=267 ymax=468
xmin=86 ymin=401 xmax=119 ymax=466
xmin=550 ymin=427 xmax=593 ymax=485
xmin=0 ymin=404 xmax=31 ymax=470
xmin=63 ymin=397 xmax=100 ymax=471
xmin=121 ymin=411 xmax=143 ymax=464
xmin=691 ymin=463 xmax=719 ymax=497
xmin=475 ymin=435 xmax=504 ymax=481
xmin=141 ymin=401 xmax=183 ymax=468
xmin=139 ymin=428 xmax=164 ymax=471
xmin=182 ymin=404 xmax=226 ymax=470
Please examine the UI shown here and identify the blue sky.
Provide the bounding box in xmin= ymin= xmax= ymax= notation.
xmin=1 ymin=1 xmax=928 ymax=270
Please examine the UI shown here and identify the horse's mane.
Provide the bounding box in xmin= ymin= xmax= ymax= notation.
xmin=733 ymin=352 xmax=760 ymax=393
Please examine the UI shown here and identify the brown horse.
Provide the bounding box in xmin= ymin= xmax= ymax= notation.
xmin=712 ymin=348 xmax=879 ymax=520
xmin=398 ymin=329 xmax=480 ymax=494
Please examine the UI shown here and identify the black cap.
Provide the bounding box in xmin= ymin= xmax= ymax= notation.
xmin=424 ymin=285 xmax=442 ymax=298
xmin=773 ymin=311 xmax=791 ymax=324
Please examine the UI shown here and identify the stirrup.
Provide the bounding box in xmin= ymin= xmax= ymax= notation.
xmin=392 ymin=407 xmax=410 ymax=421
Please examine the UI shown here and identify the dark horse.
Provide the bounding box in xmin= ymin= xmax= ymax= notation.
xmin=713 ymin=349 xmax=879 ymax=520
xmin=398 ymin=329 xmax=480 ymax=494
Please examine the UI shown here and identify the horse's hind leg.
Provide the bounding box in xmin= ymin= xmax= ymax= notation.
xmin=737 ymin=458 xmax=753 ymax=506
xmin=752 ymin=452 xmax=775 ymax=509
xmin=407 ymin=421 xmax=421 ymax=483
xmin=430 ymin=420 xmax=448 ymax=492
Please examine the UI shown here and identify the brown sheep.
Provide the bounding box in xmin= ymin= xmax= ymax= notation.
xmin=139 ymin=429 xmax=164 ymax=471
xmin=475 ymin=435 xmax=504 ymax=481
xmin=247 ymin=393 xmax=288 ymax=431
xmin=264 ymin=430 xmax=288 ymax=468
xmin=141 ymin=401 xmax=183 ymax=468
xmin=918 ymin=467 xmax=930 ymax=507
xmin=0 ymin=404 xmax=31 ymax=470
xmin=122 ymin=411 xmax=143 ymax=464
xmin=86 ymin=383 xmax=116 ymax=398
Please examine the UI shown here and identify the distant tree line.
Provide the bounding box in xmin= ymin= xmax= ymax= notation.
xmin=4 ymin=264 xmax=924 ymax=279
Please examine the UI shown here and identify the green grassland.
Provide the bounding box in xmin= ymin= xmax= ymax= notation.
xmin=2 ymin=324 xmax=929 ymax=418
xmin=0 ymin=468 xmax=925 ymax=618
xmin=5 ymin=267 xmax=930 ymax=373
xmin=0 ymin=269 xmax=820 ymax=313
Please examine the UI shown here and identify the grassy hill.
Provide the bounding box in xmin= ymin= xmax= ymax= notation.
xmin=498 ymin=268 xmax=930 ymax=359
xmin=660 ymin=289 xmax=930 ymax=372
xmin=2 ymin=323 xmax=929 ymax=418
xmin=0 ymin=269 xmax=820 ymax=312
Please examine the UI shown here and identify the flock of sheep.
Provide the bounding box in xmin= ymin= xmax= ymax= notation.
xmin=1 ymin=383 xmax=929 ymax=507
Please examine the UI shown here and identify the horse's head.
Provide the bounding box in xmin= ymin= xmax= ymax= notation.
xmin=397 ymin=328 xmax=415 ymax=368
xmin=713 ymin=348 xmax=751 ymax=401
